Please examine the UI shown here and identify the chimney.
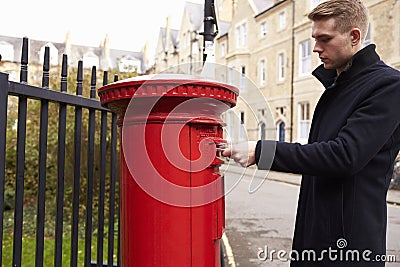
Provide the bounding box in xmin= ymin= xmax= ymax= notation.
xmin=103 ymin=33 xmax=110 ymax=59
xmin=165 ymin=16 xmax=171 ymax=54
xmin=101 ymin=33 xmax=112 ymax=70
xmin=232 ymin=0 xmax=238 ymax=17
xmin=217 ymin=0 xmax=234 ymax=22
xmin=141 ymin=41 xmax=149 ymax=68
xmin=64 ymin=31 xmax=71 ymax=55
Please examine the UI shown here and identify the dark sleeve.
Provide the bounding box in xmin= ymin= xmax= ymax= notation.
xmin=255 ymin=75 xmax=400 ymax=176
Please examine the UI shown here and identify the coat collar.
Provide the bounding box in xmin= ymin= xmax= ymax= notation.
xmin=312 ymin=44 xmax=381 ymax=89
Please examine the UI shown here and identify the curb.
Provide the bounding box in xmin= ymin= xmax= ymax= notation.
xmin=222 ymin=163 xmax=400 ymax=206
xmin=221 ymin=232 xmax=236 ymax=267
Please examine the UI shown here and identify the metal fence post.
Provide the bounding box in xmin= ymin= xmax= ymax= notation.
xmin=0 ymin=72 xmax=9 ymax=267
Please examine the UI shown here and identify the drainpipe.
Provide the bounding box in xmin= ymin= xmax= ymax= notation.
xmin=290 ymin=0 xmax=295 ymax=142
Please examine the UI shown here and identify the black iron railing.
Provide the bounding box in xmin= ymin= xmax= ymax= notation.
xmin=0 ymin=37 xmax=120 ymax=267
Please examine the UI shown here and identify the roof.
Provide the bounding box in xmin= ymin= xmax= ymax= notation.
xmin=159 ymin=27 xmax=180 ymax=53
xmin=0 ymin=35 xmax=24 ymax=62
xmin=0 ymin=34 xmax=146 ymax=73
xmin=217 ymin=20 xmax=231 ymax=38
xmin=251 ymin=0 xmax=275 ymax=14
xmin=255 ymin=0 xmax=288 ymax=18
xmin=184 ymin=1 xmax=204 ymax=31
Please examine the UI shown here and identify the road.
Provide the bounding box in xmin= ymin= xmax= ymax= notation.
xmin=223 ymin=170 xmax=400 ymax=266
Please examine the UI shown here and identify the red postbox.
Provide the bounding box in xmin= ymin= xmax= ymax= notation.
xmin=98 ymin=74 xmax=238 ymax=267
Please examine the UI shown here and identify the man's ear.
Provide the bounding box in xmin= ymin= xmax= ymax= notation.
xmin=350 ymin=28 xmax=361 ymax=46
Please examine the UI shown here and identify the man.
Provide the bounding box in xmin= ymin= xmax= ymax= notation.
xmin=223 ymin=0 xmax=400 ymax=266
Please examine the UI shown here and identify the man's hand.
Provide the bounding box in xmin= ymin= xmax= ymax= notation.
xmin=222 ymin=141 xmax=257 ymax=167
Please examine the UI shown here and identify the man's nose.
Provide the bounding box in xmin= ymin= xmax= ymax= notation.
xmin=313 ymin=42 xmax=322 ymax=53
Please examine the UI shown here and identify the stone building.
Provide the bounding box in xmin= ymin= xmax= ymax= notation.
xmin=0 ymin=33 xmax=147 ymax=85
xmin=155 ymin=0 xmax=400 ymax=144
xmin=154 ymin=2 xmax=205 ymax=74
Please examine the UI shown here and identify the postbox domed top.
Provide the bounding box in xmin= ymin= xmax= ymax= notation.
xmin=98 ymin=73 xmax=239 ymax=114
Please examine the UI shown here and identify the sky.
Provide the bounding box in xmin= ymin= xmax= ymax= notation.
xmin=2 ymin=0 xmax=204 ymax=62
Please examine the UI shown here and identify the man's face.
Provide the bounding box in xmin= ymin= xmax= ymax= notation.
xmin=311 ymin=17 xmax=355 ymax=75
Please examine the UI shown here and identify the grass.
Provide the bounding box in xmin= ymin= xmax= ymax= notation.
xmin=2 ymin=235 xmax=118 ymax=267
xmin=1 ymin=207 xmax=118 ymax=267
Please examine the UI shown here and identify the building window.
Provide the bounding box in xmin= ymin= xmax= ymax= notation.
xmin=279 ymin=12 xmax=286 ymax=30
xmin=236 ymin=22 xmax=248 ymax=48
xmin=298 ymin=102 xmax=310 ymax=143
xmin=259 ymin=122 xmax=266 ymax=140
xmin=239 ymin=111 xmax=246 ymax=141
xmin=299 ymin=40 xmax=312 ymax=75
xmin=242 ymin=23 xmax=248 ymax=45
xmin=240 ymin=66 xmax=246 ymax=92
xmin=223 ymin=111 xmax=236 ymax=143
xmin=221 ymin=43 xmax=226 ymax=57
xmin=260 ymin=21 xmax=267 ymax=37
xmin=229 ymin=67 xmax=236 ymax=85
xmin=0 ymin=41 xmax=15 ymax=62
xmin=278 ymin=53 xmax=285 ymax=81
xmin=260 ymin=60 xmax=266 ymax=86
xmin=363 ymin=24 xmax=371 ymax=47
xmin=236 ymin=27 xmax=241 ymax=48
xmin=277 ymin=122 xmax=285 ymax=142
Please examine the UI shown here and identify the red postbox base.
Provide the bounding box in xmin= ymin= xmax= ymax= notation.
xmin=98 ymin=74 xmax=238 ymax=267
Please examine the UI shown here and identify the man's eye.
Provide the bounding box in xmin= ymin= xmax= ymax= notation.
xmin=321 ymin=38 xmax=331 ymax=43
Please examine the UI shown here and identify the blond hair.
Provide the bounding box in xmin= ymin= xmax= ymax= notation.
xmin=308 ymin=0 xmax=369 ymax=41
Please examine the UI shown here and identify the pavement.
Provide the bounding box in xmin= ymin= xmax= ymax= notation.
xmin=221 ymin=162 xmax=400 ymax=266
xmin=220 ymin=161 xmax=400 ymax=206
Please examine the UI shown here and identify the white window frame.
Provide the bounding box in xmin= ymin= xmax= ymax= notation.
xmin=242 ymin=23 xmax=248 ymax=46
xmin=236 ymin=26 xmax=241 ymax=48
xmin=299 ymin=39 xmax=312 ymax=75
xmin=279 ymin=12 xmax=286 ymax=30
xmin=260 ymin=21 xmax=267 ymax=38
xmin=298 ymin=102 xmax=311 ymax=143
xmin=235 ymin=22 xmax=248 ymax=48
xmin=220 ymin=43 xmax=226 ymax=57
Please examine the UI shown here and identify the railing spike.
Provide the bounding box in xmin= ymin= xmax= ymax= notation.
xmin=42 ymin=46 xmax=50 ymax=89
xmin=103 ymin=71 xmax=108 ymax=86
xmin=20 ymin=37 xmax=29 ymax=83
xmin=61 ymin=54 xmax=68 ymax=93
xmin=90 ymin=66 xmax=97 ymax=99
xmin=76 ymin=60 xmax=83 ymax=96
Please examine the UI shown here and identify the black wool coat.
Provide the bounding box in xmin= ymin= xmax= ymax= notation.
xmin=255 ymin=44 xmax=400 ymax=266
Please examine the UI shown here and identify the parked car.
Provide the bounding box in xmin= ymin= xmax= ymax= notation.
xmin=390 ymin=160 xmax=400 ymax=190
